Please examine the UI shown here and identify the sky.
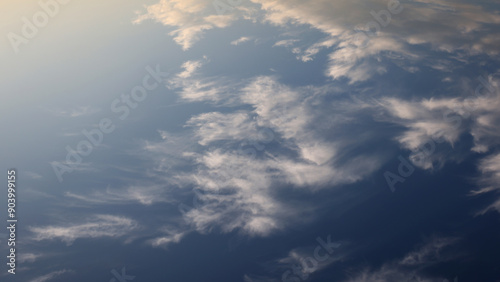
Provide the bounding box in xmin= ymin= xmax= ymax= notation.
xmin=1 ymin=0 xmax=500 ymax=281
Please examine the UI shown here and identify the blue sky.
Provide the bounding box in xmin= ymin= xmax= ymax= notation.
xmin=1 ymin=0 xmax=500 ymax=281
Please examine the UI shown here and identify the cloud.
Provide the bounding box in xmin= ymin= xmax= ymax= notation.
xmin=29 ymin=215 xmax=138 ymax=245
xmin=274 ymin=240 xmax=344 ymax=279
xmin=143 ymin=74 xmax=385 ymax=237
xmin=142 ymin=130 xmax=200 ymax=173
xmin=24 ymin=171 xmax=43 ymax=180
xmin=168 ymin=58 xmax=238 ymax=103
xmin=300 ymin=37 xmax=336 ymax=62
xmin=345 ymin=236 xmax=459 ymax=282
xmin=148 ymin=227 xmax=188 ymax=248
xmin=136 ymin=0 xmax=500 ymax=83
xmin=177 ymin=59 xmax=205 ymax=78
xmin=18 ymin=253 xmax=43 ymax=264
xmin=179 ymin=150 xmax=291 ymax=236
xmin=231 ymin=36 xmax=252 ymax=45
xmin=155 ymin=64 xmax=500 ymax=247
xmin=187 ymin=111 xmax=260 ymax=146
xmin=49 ymin=161 xmax=98 ymax=173
xmin=273 ymin=39 xmax=299 ymax=47
xmin=252 ymin=0 xmax=500 ymax=82
xmin=101 ymin=60 xmax=499 ymax=251
xmin=244 ymin=242 xmax=344 ymax=281
xmin=376 ymin=73 xmax=500 ymax=169
xmin=46 ymin=106 xmax=100 ymax=118
xmin=243 ymin=274 xmax=276 ymax=282
xmin=250 ymin=0 xmax=407 ymax=82
xmin=473 ymin=153 xmax=500 ymax=215
xmin=399 ymin=237 xmax=460 ymax=266
xmin=65 ymin=184 xmax=172 ymax=206
xmin=29 ymin=270 xmax=72 ymax=282
xmin=134 ymin=0 xmax=252 ymax=50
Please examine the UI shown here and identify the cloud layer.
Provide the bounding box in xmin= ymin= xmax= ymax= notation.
xmin=137 ymin=0 xmax=500 ymax=83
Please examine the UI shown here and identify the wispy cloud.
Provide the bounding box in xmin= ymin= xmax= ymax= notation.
xmin=273 ymin=38 xmax=299 ymax=47
xmin=345 ymin=236 xmax=460 ymax=282
xmin=134 ymin=0 xmax=254 ymax=50
xmin=24 ymin=171 xmax=43 ymax=180
xmin=376 ymin=73 xmax=500 ymax=169
xmin=29 ymin=215 xmax=138 ymax=245
xmin=231 ymin=36 xmax=252 ymax=45
xmin=168 ymin=57 xmax=239 ymax=103
xmin=177 ymin=59 xmax=206 ymax=78
xmin=29 ymin=269 xmax=72 ymax=282
xmin=137 ymin=0 xmax=500 ymax=82
xmin=473 ymin=152 xmax=500 ymax=215
xmin=148 ymin=227 xmax=188 ymax=248
xmin=65 ymin=185 xmax=173 ymax=206
xmin=142 ymin=72 xmax=385 ymax=237
xmin=18 ymin=253 xmax=43 ymax=264
xmin=46 ymin=106 xmax=100 ymax=118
